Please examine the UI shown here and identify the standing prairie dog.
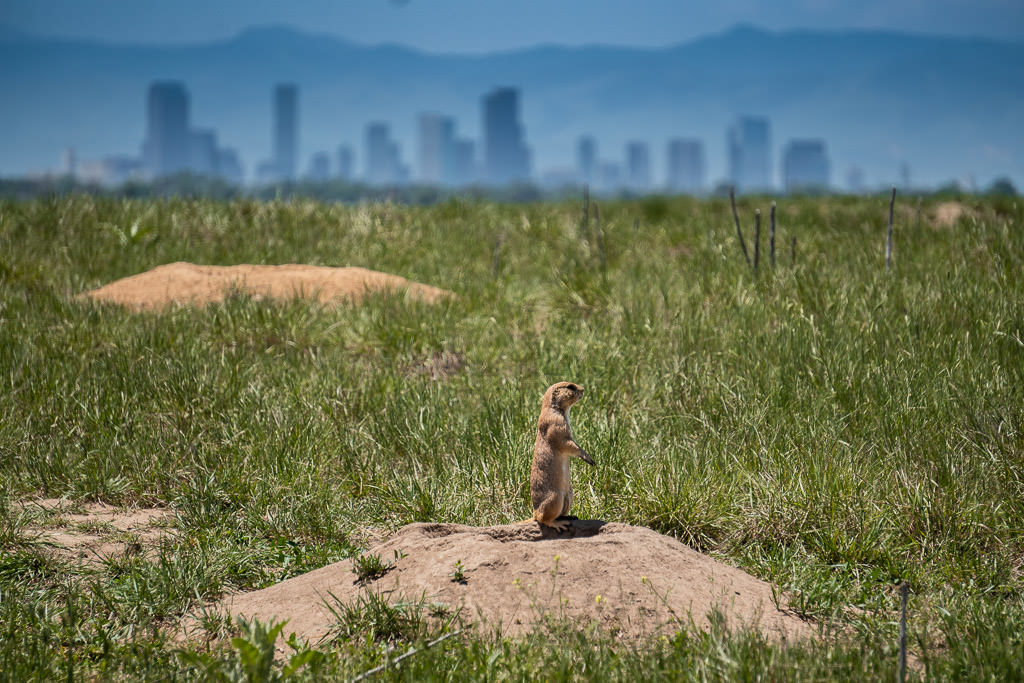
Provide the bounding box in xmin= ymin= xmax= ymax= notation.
xmin=528 ymin=381 xmax=595 ymax=531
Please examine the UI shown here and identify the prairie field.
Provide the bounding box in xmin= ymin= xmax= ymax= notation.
xmin=0 ymin=193 xmax=1022 ymax=680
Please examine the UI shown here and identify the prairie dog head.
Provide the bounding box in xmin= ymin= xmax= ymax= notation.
xmin=544 ymin=381 xmax=584 ymax=413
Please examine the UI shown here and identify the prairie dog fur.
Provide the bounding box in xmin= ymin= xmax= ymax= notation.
xmin=528 ymin=381 xmax=595 ymax=531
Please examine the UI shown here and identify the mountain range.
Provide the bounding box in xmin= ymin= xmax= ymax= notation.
xmin=2 ymin=23 xmax=1023 ymax=188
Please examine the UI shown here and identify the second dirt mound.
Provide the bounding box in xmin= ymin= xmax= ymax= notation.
xmin=83 ymin=262 xmax=452 ymax=311
xmin=221 ymin=521 xmax=813 ymax=645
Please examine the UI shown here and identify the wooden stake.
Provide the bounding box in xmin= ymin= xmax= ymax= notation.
xmin=898 ymin=582 xmax=909 ymax=683
xmin=887 ymin=186 xmax=896 ymax=270
xmin=753 ymin=209 xmax=761 ymax=272
xmin=769 ymin=201 xmax=777 ymax=268
xmin=730 ymin=187 xmax=751 ymax=266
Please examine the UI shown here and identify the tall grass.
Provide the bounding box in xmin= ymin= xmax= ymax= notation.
xmin=1 ymin=193 xmax=1021 ymax=679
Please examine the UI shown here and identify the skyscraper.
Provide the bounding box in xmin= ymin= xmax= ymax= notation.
xmin=482 ymin=87 xmax=530 ymax=185
xmin=365 ymin=122 xmax=406 ymax=185
xmin=577 ymin=136 xmax=597 ymax=187
xmin=274 ymin=84 xmax=298 ymax=181
xmin=143 ymin=81 xmax=190 ymax=177
xmin=188 ymin=128 xmax=218 ymax=176
xmin=626 ymin=141 xmax=651 ymax=192
xmin=336 ymin=145 xmax=354 ymax=181
xmin=418 ymin=113 xmax=456 ymax=185
xmin=306 ymin=152 xmax=331 ymax=181
xmin=666 ymin=139 xmax=705 ymax=193
xmin=728 ymin=116 xmax=772 ymax=192
xmin=452 ymin=139 xmax=476 ymax=186
xmin=782 ymin=139 xmax=830 ymax=192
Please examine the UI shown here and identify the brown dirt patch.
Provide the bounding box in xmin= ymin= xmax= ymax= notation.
xmin=82 ymin=262 xmax=453 ymax=311
xmin=218 ymin=521 xmax=813 ymax=645
xmin=933 ymin=201 xmax=972 ymax=227
xmin=20 ymin=498 xmax=174 ymax=565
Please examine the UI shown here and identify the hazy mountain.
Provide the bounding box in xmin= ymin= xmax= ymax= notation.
xmin=2 ymin=24 xmax=1022 ymax=187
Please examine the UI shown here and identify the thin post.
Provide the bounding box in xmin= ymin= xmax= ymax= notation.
xmin=581 ymin=184 xmax=590 ymax=241
xmin=887 ymin=186 xmax=896 ymax=270
xmin=898 ymin=582 xmax=909 ymax=683
xmin=769 ymin=201 xmax=776 ymax=268
xmin=753 ymin=209 xmax=761 ymax=272
xmin=730 ymin=187 xmax=751 ymax=266
xmin=633 ymin=217 xmax=639 ymax=235
xmin=790 ymin=236 xmax=796 ymax=265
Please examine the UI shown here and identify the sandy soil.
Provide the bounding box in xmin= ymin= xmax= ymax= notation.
xmin=81 ymin=262 xmax=452 ymax=311
xmin=220 ymin=521 xmax=814 ymax=646
xmin=934 ymin=201 xmax=971 ymax=227
xmin=20 ymin=498 xmax=174 ymax=565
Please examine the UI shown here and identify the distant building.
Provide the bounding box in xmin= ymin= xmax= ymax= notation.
xmin=540 ymin=167 xmax=578 ymax=189
xmin=274 ymin=84 xmax=298 ymax=181
xmin=846 ymin=166 xmax=865 ymax=194
xmin=482 ymin=87 xmax=531 ymax=185
xmin=336 ymin=145 xmax=354 ymax=181
xmin=256 ymin=160 xmax=280 ymax=185
xmin=189 ymin=128 xmax=218 ymax=176
xmin=215 ymin=148 xmax=244 ymax=185
xmin=782 ymin=139 xmax=830 ymax=192
xmin=728 ymin=116 xmax=772 ymax=192
xmin=597 ymin=162 xmax=622 ymax=192
xmin=577 ymin=136 xmax=597 ymax=187
xmin=418 ymin=113 xmax=456 ymax=186
xmin=79 ymin=155 xmax=145 ymax=186
xmin=143 ymin=81 xmax=191 ymax=177
xmin=666 ymin=139 xmax=705 ymax=194
xmin=307 ymin=152 xmax=331 ymax=181
xmin=365 ymin=122 xmax=408 ymax=185
xmin=626 ymin=141 xmax=651 ymax=192
xmin=452 ymin=138 xmax=477 ymax=186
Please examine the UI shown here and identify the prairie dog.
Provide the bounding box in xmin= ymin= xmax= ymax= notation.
xmin=528 ymin=381 xmax=595 ymax=531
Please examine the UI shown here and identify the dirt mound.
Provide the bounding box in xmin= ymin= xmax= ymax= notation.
xmin=82 ymin=262 xmax=452 ymax=311
xmin=934 ymin=201 xmax=971 ymax=227
xmin=19 ymin=498 xmax=174 ymax=565
xmin=220 ymin=521 xmax=813 ymax=645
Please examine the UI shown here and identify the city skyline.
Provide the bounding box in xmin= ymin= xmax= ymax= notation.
xmin=3 ymin=23 xmax=1022 ymax=191
xmin=75 ymin=79 xmax=853 ymax=195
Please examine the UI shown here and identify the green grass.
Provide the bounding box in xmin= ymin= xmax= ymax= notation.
xmin=1 ymin=193 xmax=1022 ymax=680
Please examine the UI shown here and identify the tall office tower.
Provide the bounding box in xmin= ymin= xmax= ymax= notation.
xmin=188 ymin=128 xmax=218 ymax=176
xmin=482 ymin=87 xmax=530 ymax=185
xmin=452 ymin=138 xmax=476 ymax=186
xmin=577 ymin=136 xmax=597 ymax=187
xmin=728 ymin=116 xmax=772 ymax=192
xmin=336 ymin=145 xmax=354 ymax=181
xmin=143 ymin=81 xmax=191 ymax=177
xmin=306 ymin=152 xmax=331 ymax=181
xmin=597 ymin=162 xmax=623 ymax=192
xmin=666 ymin=139 xmax=705 ymax=193
xmin=626 ymin=141 xmax=651 ymax=191
xmin=365 ymin=122 xmax=406 ymax=185
xmin=215 ymin=148 xmax=244 ymax=185
xmin=418 ymin=113 xmax=456 ymax=185
xmin=274 ymin=84 xmax=298 ymax=181
xmin=781 ymin=139 xmax=830 ymax=192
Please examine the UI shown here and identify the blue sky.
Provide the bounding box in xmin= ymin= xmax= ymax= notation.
xmin=3 ymin=0 xmax=1023 ymax=51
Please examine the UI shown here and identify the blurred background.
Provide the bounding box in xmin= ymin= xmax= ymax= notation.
xmin=2 ymin=0 xmax=1022 ymax=196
